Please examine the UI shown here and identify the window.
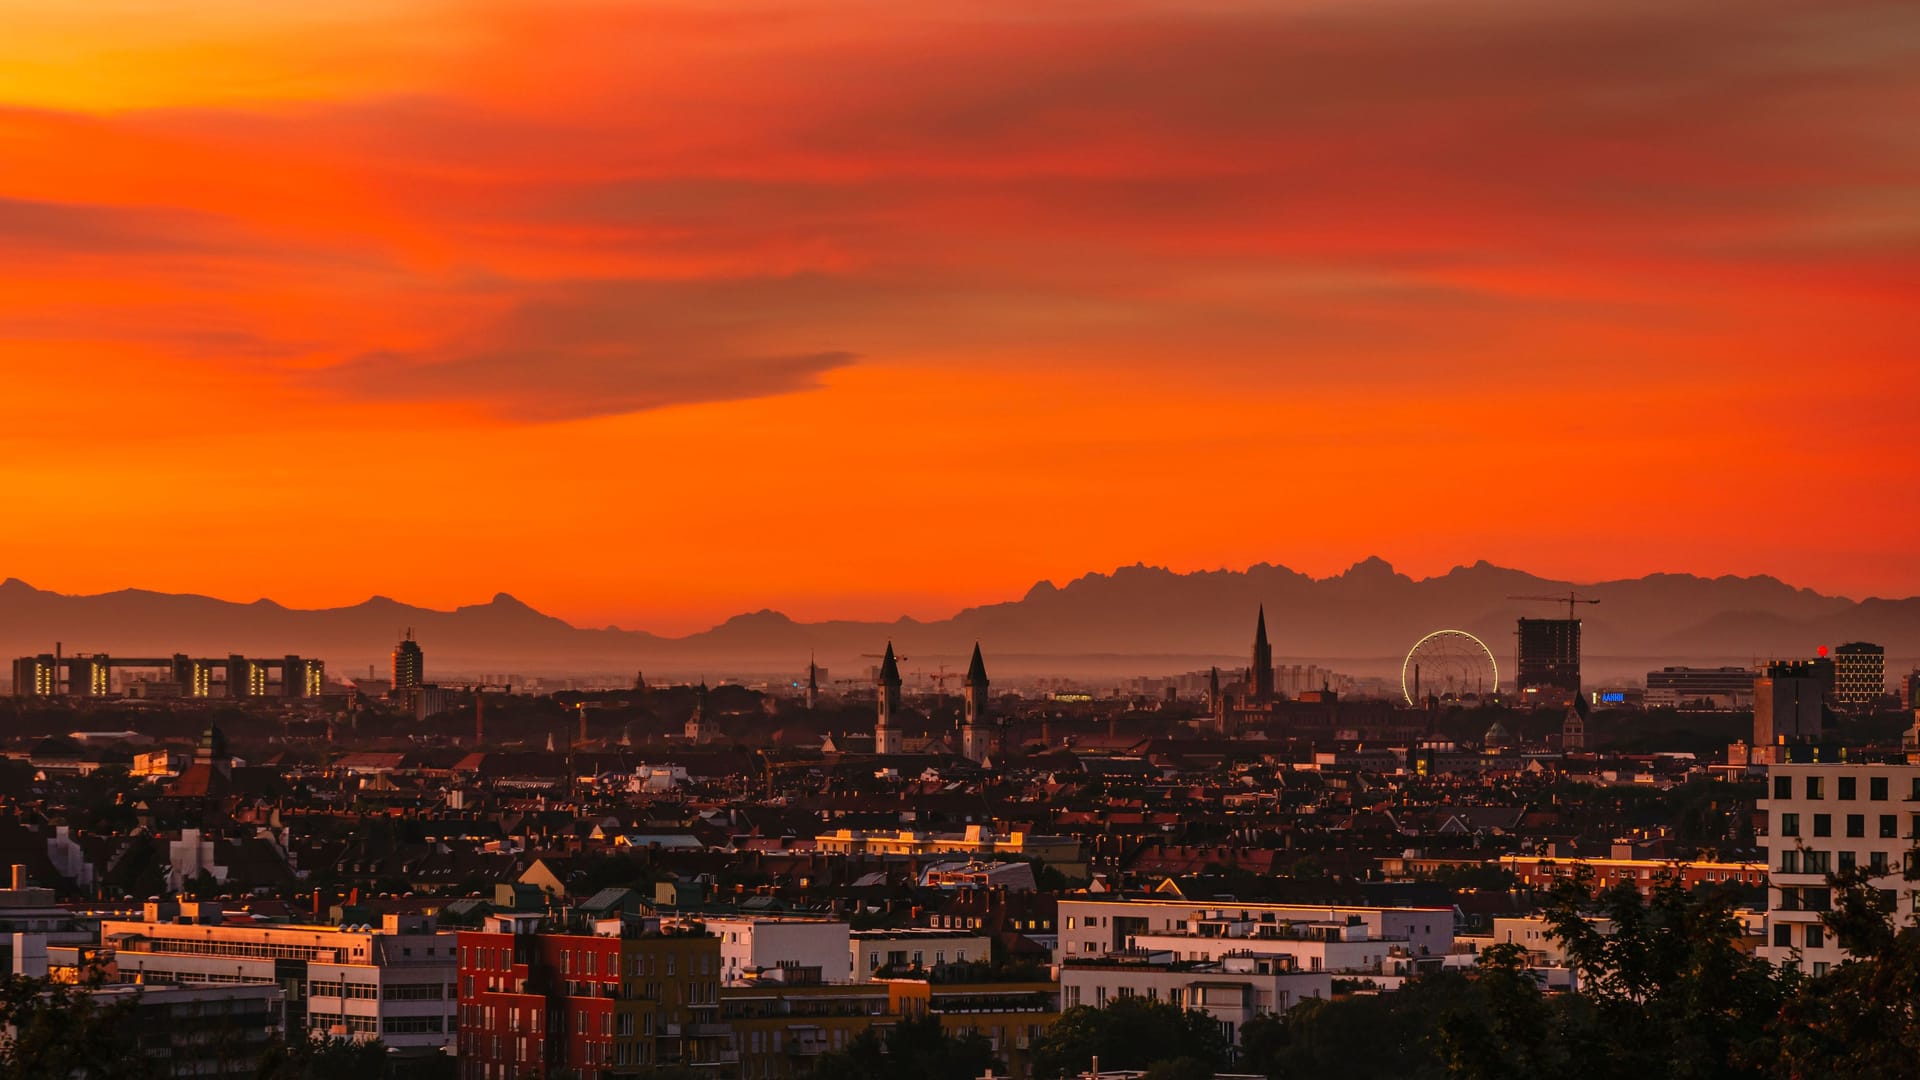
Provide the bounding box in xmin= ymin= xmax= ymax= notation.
xmin=1882 ymin=815 xmax=1897 ymax=838
xmin=1775 ymin=776 xmax=1793 ymax=800
xmin=1839 ymin=776 xmax=1856 ymax=800
xmin=1806 ymin=776 xmax=1824 ymax=800
xmin=1805 ymin=925 xmax=1825 ymax=950
xmin=1871 ymin=851 xmax=1890 ymax=874
xmin=1813 ymin=814 xmax=1831 ymax=838
xmin=1871 ymin=777 xmax=1889 ymax=801
xmin=1839 ymin=851 xmax=1856 ymax=872
xmin=1805 ymin=850 xmax=1831 ymax=874
xmin=1780 ymin=813 xmax=1800 ymax=838
xmin=1780 ymin=850 xmax=1800 ymax=873
xmin=1848 ymin=815 xmax=1865 ymax=838
xmin=1773 ymin=924 xmax=1792 ymax=947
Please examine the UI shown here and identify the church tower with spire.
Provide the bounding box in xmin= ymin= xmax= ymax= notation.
xmin=1249 ymin=605 xmax=1275 ymax=703
xmin=875 ymin=643 xmax=904 ymax=754
xmin=961 ymin=643 xmax=992 ymax=764
xmin=805 ymin=654 xmax=819 ymax=711
xmin=685 ymin=682 xmax=711 ymax=745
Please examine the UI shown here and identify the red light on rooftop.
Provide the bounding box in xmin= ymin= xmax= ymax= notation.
xmin=1817 ymin=646 xmax=1829 ymax=657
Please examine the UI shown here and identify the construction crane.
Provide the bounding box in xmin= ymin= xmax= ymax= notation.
xmin=1509 ymin=591 xmax=1600 ymax=620
xmin=915 ymin=665 xmax=959 ymax=694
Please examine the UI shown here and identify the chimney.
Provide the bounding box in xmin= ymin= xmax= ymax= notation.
xmin=9 ymin=865 xmax=25 ymax=890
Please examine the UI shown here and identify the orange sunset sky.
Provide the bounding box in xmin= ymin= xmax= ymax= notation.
xmin=2 ymin=0 xmax=1916 ymax=632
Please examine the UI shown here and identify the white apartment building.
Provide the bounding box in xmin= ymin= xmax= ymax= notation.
xmin=1489 ymin=915 xmax=1615 ymax=967
xmin=1059 ymin=954 xmax=1330 ymax=1046
xmin=98 ymin=901 xmax=457 ymax=1052
xmin=703 ymin=915 xmax=850 ymax=985
xmin=1760 ymin=762 xmax=1920 ymax=975
xmin=1055 ymin=898 xmax=1454 ymax=973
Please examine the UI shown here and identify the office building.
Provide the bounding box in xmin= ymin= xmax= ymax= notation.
xmin=1754 ymin=661 xmax=1826 ymax=756
xmin=98 ymin=902 xmax=456 ymax=1053
xmin=82 ymin=983 xmax=285 ymax=1080
xmin=1645 ymin=666 xmax=1757 ymax=709
xmin=1517 ymin=618 xmax=1581 ymax=701
xmin=1497 ymin=855 xmax=1766 ymax=897
xmin=1759 ymin=762 xmax=1920 ymax=975
xmin=1833 ymin=642 xmax=1886 ymax=710
xmin=814 ymin=827 xmax=1083 ymax=875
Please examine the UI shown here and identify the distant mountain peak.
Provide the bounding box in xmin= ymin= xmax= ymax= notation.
xmin=1339 ymin=555 xmax=1404 ymax=581
xmin=722 ymin=609 xmax=795 ymax=627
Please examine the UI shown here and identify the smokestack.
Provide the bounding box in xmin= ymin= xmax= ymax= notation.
xmin=10 ymin=865 xmax=26 ymax=890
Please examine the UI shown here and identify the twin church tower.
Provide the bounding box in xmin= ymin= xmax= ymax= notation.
xmin=874 ymin=641 xmax=994 ymax=763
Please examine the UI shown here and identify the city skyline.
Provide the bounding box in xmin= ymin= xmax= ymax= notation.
xmin=4 ymin=0 xmax=1918 ymax=630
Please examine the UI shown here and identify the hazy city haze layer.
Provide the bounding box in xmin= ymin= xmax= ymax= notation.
xmin=4 ymin=559 xmax=1914 ymax=680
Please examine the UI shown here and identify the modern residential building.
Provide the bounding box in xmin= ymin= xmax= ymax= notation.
xmin=1759 ymin=762 xmax=1920 ymax=975
xmin=1833 ymin=642 xmax=1886 ymax=710
xmin=456 ymin=912 xmax=727 ymax=1080
xmin=98 ymin=902 xmax=457 ymax=1053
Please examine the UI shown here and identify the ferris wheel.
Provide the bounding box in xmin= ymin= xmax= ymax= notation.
xmin=1402 ymin=629 xmax=1499 ymax=706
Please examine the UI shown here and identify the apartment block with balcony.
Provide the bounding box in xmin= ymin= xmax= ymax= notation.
xmin=717 ymin=978 xmax=1059 ymax=1080
xmin=456 ymin=913 xmax=726 ymax=1080
xmin=1055 ymin=898 xmax=1454 ymax=973
xmin=1760 ymin=762 xmax=1920 ymax=975
xmin=851 ymin=928 xmax=992 ymax=982
xmin=1058 ymin=953 xmax=1329 ymax=1048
